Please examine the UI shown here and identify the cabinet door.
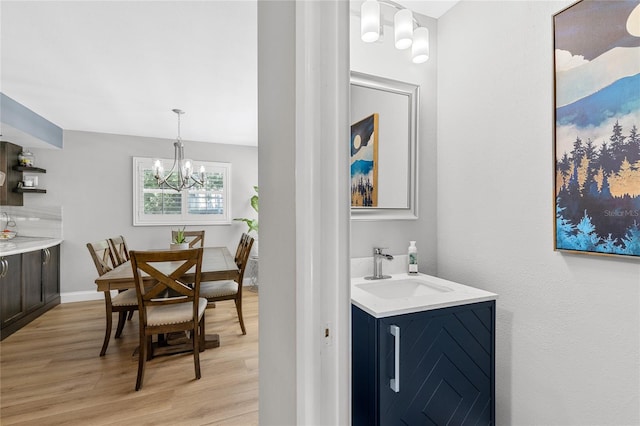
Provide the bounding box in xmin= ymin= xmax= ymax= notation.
xmin=378 ymin=302 xmax=495 ymax=425
xmin=0 ymin=141 xmax=24 ymax=206
xmin=42 ymin=245 xmax=60 ymax=303
xmin=0 ymin=254 xmax=23 ymax=327
xmin=22 ymin=251 xmax=43 ymax=313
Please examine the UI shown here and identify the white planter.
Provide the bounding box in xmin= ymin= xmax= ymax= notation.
xmin=170 ymin=243 xmax=189 ymax=250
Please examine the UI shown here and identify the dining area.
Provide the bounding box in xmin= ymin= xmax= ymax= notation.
xmin=0 ymin=230 xmax=259 ymax=425
xmin=87 ymin=231 xmax=254 ymax=390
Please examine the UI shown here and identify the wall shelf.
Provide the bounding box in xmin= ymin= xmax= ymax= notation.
xmin=13 ymin=188 xmax=46 ymax=194
xmin=12 ymin=166 xmax=46 ymax=173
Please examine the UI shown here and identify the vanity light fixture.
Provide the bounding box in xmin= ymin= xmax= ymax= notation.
xmin=360 ymin=0 xmax=430 ymax=63
xmin=153 ymin=109 xmax=205 ymax=192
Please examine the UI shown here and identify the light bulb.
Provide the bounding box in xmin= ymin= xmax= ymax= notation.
xmin=153 ymin=159 xmax=164 ymax=178
xmin=361 ymin=0 xmax=380 ymax=43
xmin=394 ymin=9 xmax=413 ymax=50
xmin=412 ymin=27 xmax=429 ymax=64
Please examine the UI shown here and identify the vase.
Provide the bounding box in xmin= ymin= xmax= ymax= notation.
xmin=170 ymin=243 xmax=189 ymax=250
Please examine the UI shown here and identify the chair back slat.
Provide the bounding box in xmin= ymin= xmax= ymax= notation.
xmin=236 ymin=236 xmax=254 ymax=285
xmin=234 ymin=233 xmax=249 ymax=264
xmin=172 ymin=230 xmax=205 ymax=248
xmin=87 ymin=240 xmax=117 ymax=276
xmin=109 ymin=235 xmax=130 ymax=266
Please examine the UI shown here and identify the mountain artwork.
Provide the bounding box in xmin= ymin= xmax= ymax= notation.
xmin=554 ymin=0 xmax=640 ymax=257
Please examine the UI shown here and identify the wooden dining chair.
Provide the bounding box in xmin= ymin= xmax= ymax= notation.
xmin=130 ymin=247 xmax=206 ymax=390
xmin=108 ymin=235 xmax=136 ymax=320
xmin=108 ymin=235 xmax=130 ymax=266
xmin=171 ymin=230 xmax=205 ymax=248
xmin=234 ymin=233 xmax=249 ymax=263
xmin=200 ymin=234 xmax=254 ymax=335
xmin=87 ymin=240 xmax=138 ymax=356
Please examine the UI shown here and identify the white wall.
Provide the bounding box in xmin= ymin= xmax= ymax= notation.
xmin=349 ymin=14 xmax=438 ymax=275
xmin=29 ymin=130 xmax=258 ymax=295
xmin=438 ymin=2 xmax=640 ymax=424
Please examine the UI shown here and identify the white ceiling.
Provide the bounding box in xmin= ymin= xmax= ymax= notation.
xmin=396 ymin=1 xmax=459 ymax=19
xmin=1 ymin=1 xmax=457 ymax=148
xmin=1 ymin=1 xmax=258 ymax=146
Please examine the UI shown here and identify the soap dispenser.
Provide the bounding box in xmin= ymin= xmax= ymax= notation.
xmin=408 ymin=241 xmax=418 ymax=274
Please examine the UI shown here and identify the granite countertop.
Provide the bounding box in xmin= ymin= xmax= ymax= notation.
xmin=351 ymin=272 xmax=498 ymax=318
xmin=0 ymin=236 xmax=63 ymax=256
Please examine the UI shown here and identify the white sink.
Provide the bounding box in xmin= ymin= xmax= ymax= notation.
xmin=357 ymin=278 xmax=452 ymax=299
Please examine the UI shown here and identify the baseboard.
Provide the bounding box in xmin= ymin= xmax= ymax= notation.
xmin=61 ymin=290 xmax=106 ymax=304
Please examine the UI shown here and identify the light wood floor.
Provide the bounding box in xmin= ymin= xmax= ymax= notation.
xmin=0 ymin=290 xmax=259 ymax=426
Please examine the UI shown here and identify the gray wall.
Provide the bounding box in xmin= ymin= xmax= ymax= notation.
xmin=30 ymin=130 xmax=258 ymax=295
xmin=349 ymin=14 xmax=438 ymax=276
xmin=438 ymin=1 xmax=639 ymax=424
xmin=257 ymin=2 xmax=297 ymax=424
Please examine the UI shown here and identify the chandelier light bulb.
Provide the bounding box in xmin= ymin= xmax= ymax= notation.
xmin=394 ymin=9 xmax=413 ymax=50
xmin=361 ymin=0 xmax=380 ymax=43
xmin=412 ymin=27 xmax=429 ymax=64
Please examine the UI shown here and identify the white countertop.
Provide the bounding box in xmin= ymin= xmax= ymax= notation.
xmin=0 ymin=236 xmax=63 ymax=256
xmin=351 ymin=273 xmax=498 ymax=318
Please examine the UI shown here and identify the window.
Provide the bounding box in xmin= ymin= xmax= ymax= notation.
xmin=133 ymin=157 xmax=231 ymax=226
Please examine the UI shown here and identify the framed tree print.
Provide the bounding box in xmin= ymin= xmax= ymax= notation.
xmin=351 ymin=113 xmax=379 ymax=207
xmin=553 ymin=0 xmax=640 ymax=257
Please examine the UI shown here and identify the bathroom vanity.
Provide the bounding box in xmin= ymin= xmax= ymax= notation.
xmin=352 ymin=273 xmax=498 ymax=425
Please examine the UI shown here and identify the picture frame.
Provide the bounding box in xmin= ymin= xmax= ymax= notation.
xmin=351 ymin=113 xmax=379 ymax=207
xmin=553 ymin=0 xmax=640 ymax=257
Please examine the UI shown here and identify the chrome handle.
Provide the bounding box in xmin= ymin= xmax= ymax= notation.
xmin=390 ymin=324 xmax=400 ymax=393
xmin=43 ymin=248 xmax=51 ymax=265
xmin=1 ymin=259 xmax=8 ymax=278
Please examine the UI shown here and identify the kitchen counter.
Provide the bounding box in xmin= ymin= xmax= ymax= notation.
xmin=351 ymin=272 xmax=498 ymax=318
xmin=0 ymin=236 xmax=63 ymax=256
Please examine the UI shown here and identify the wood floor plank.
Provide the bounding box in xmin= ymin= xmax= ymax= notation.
xmin=0 ymin=292 xmax=259 ymax=425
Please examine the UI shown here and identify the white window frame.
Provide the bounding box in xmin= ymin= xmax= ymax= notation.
xmin=132 ymin=156 xmax=232 ymax=226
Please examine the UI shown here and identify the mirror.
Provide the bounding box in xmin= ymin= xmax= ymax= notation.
xmin=350 ymin=71 xmax=418 ymax=220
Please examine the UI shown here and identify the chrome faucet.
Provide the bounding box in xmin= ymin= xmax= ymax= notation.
xmin=365 ymin=247 xmax=393 ymax=280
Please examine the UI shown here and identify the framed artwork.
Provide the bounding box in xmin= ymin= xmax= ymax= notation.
xmin=351 ymin=113 xmax=379 ymax=207
xmin=553 ymin=0 xmax=640 ymax=257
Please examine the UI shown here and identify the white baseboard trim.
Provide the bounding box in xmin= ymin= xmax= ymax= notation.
xmin=61 ymin=291 xmax=105 ymax=304
xmin=61 ymin=281 xmax=256 ymax=304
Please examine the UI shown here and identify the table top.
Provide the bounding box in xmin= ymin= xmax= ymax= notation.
xmin=95 ymin=246 xmax=238 ymax=292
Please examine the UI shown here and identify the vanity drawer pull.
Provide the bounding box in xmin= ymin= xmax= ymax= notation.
xmin=390 ymin=324 xmax=400 ymax=393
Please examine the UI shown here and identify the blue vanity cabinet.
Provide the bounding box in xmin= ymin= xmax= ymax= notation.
xmin=352 ymin=301 xmax=495 ymax=425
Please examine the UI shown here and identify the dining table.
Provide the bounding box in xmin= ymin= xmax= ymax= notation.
xmin=95 ymin=246 xmax=239 ymax=352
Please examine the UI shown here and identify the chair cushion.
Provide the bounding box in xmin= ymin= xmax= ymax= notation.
xmin=200 ymin=280 xmax=238 ymax=299
xmin=111 ymin=289 xmax=138 ymax=307
xmin=145 ymin=298 xmax=207 ymax=326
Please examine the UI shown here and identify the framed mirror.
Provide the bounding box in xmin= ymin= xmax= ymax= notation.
xmin=350 ymin=71 xmax=418 ymax=220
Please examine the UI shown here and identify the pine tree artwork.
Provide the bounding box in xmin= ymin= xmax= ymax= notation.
xmin=553 ymin=0 xmax=640 ymax=257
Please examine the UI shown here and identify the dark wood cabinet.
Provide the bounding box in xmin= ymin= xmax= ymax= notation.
xmin=0 ymin=245 xmax=61 ymax=340
xmin=1 ymin=254 xmax=23 ymax=327
xmin=352 ymin=301 xmax=496 ymax=425
xmin=23 ymin=250 xmax=43 ymax=313
xmin=0 ymin=141 xmax=24 ymax=206
xmin=42 ymin=245 xmax=60 ymax=303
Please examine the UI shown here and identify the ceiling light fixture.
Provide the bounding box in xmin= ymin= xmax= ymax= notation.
xmin=153 ymin=109 xmax=205 ymax=191
xmin=360 ymin=0 xmax=430 ymax=63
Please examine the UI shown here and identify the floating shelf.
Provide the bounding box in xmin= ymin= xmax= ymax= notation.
xmin=12 ymin=166 xmax=46 ymax=173
xmin=13 ymin=188 xmax=46 ymax=194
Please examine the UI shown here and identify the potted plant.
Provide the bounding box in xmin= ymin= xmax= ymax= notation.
xmin=234 ymin=186 xmax=259 ymax=255
xmin=234 ymin=186 xmax=259 ymax=234
xmin=170 ymin=226 xmax=189 ymax=250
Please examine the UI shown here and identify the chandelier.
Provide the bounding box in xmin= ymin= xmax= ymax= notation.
xmin=360 ymin=0 xmax=430 ymax=64
xmin=153 ymin=109 xmax=205 ymax=191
